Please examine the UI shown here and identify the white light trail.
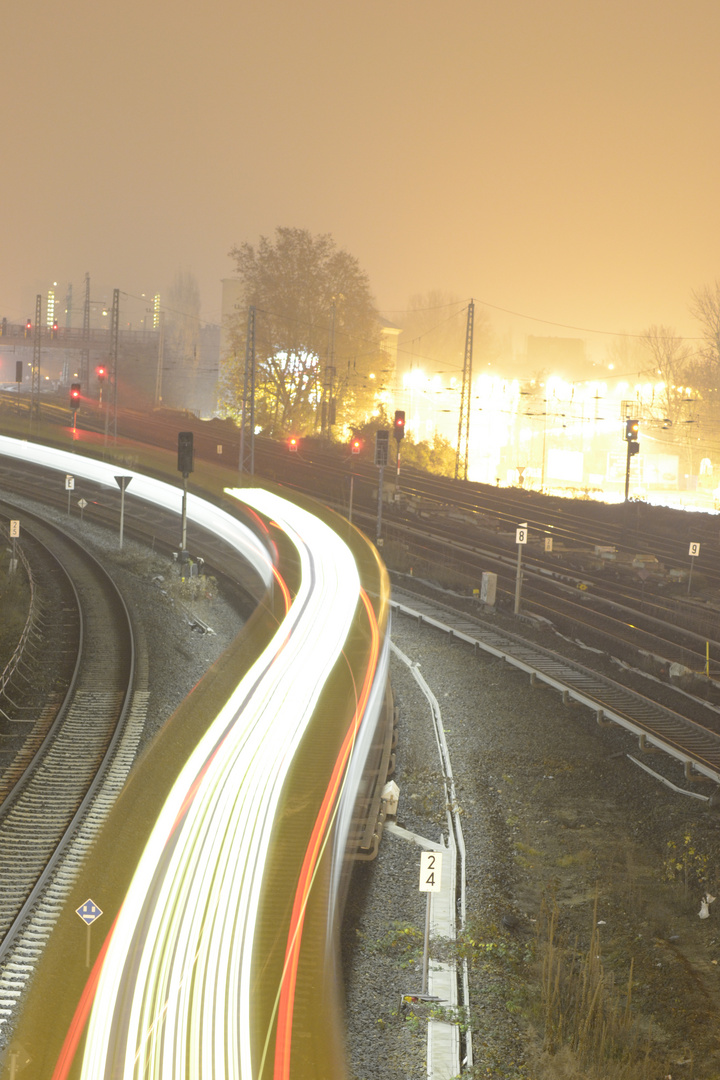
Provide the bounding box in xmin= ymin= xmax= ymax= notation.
xmin=76 ymin=486 xmax=362 ymax=1079
xmin=0 ymin=437 xmax=273 ymax=589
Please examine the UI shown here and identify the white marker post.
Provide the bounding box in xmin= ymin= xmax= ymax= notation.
xmin=688 ymin=541 xmax=700 ymax=596
xmin=76 ymin=898 xmax=103 ymax=968
xmin=115 ymin=476 xmax=133 ymax=549
xmin=9 ymin=520 xmax=19 ymax=575
xmin=65 ymin=474 xmax=74 ymax=516
xmin=419 ymin=850 xmax=442 ymax=994
xmin=514 ymin=524 xmax=528 ymax=615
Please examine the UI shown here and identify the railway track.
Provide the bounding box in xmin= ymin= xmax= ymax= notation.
xmin=0 ymin=509 xmax=139 ymax=976
xmin=0 ymin=439 xmax=395 ymax=1079
xmin=391 ymin=582 xmax=720 ymax=786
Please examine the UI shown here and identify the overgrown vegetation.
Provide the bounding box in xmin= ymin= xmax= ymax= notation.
xmin=528 ymin=896 xmax=670 ymax=1080
xmin=663 ymin=828 xmax=710 ymax=896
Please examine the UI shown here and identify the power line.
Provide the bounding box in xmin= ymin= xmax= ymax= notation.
xmin=382 ymin=297 xmax=705 ymax=342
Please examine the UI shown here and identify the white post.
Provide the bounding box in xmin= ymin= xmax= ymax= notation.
xmin=514 ymin=524 xmax=528 ymax=615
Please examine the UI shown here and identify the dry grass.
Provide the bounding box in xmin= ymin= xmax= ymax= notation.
xmin=530 ymin=894 xmax=673 ymax=1080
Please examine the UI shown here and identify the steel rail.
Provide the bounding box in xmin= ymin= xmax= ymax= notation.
xmin=0 ymin=516 xmax=136 ymax=965
xmin=392 ymin=585 xmax=720 ymax=786
xmin=0 ymin=523 xmax=42 ymax=717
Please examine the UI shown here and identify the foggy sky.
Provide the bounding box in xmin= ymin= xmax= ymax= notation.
xmin=3 ymin=0 xmax=719 ymax=347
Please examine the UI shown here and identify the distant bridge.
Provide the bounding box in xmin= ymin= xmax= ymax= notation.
xmin=0 ymin=321 xmax=159 ymax=352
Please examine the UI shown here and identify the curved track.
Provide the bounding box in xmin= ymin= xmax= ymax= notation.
xmin=0 ymin=438 xmax=392 ymax=1080
xmin=0 ymin=511 xmax=135 ymax=954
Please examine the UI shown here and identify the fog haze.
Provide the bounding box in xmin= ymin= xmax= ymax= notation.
xmin=3 ymin=0 xmax=718 ymax=343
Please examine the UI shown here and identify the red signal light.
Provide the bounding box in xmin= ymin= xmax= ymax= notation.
xmin=25 ymin=319 xmax=31 ymax=337
xmin=351 ymin=438 xmax=361 ymax=454
xmin=288 ymin=436 xmax=299 ymax=452
xmin=96 ymin=366 xmax=106 ymax=380
xmin=70 ymin=382 xmax=81 ymax=403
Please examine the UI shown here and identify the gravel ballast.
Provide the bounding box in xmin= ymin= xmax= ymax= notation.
xmin=7 ymin=497 xmax=720 ymax=1078
xmin=344 ymin=608 xmax=720 ymax=1080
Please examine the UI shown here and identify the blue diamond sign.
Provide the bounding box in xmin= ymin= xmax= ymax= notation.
xmin=76 ymin=899 xmax=103 ymax=926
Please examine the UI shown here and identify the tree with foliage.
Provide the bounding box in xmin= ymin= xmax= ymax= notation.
xmin=399 ymin=432 xmax=456 ymax=476
xmin=221 ymin=228 xmax=387 ymax=436
xmin=348 ymin=410 xmax=456 ymax=477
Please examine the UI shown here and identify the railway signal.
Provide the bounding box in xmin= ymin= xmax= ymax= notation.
xmin=374 ymin=430 xmax=389 ymax=467
xmin=374 ymin=431 xmax=390 ymax=546
xmin=393 ymin=412 xmax=406 ymax=496
xmin=96 ymin=365 xmax=107 ymax=405
xmin=623 ymin=418 xmax=640 ymax=500
xmin=177 ymin=431 xmax=194 ymax=476
xmin=70 ymin=383 xmax=81 ymax=425
xmin=288 ymin=436 xmax=299 ymax=452
xmin=348 ymin=436 xmax=362 ymax=524
xmin=177 ymin=432 xmax=194 ymax=557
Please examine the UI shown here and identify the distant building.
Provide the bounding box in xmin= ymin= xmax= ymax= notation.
xmin=526 ymin=336 xmax=586 ymax=377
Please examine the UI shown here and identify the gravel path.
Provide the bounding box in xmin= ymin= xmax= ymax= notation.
xmin=344 ymin=606 xmax=720 ymax=1080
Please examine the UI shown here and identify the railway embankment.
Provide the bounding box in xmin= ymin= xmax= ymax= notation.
xmin=344 ymin=608 xmax=720 ymax=1080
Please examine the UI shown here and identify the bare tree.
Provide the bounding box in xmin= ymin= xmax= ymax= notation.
xmin=689 ymin=281 xmax=720 ymax=373
xmin=639 ymin=324 xmax=695 ymax=428
xmin=398 ymin=292 xmax=496 ymax=381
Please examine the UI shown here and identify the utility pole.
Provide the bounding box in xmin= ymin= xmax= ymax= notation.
xmin=239 ymin=306 xmax=256 ymax=477
xmin=31 ymin=294 xmax=42 ymax=419
xmin=110 ymin=289 xmax=120 ymax=439
xmin=321 ymin=300 xmax=336 ymax=438
xmin=455 ymin=300 xmax=474 ymax=480
xmin=375 ymin=430 xmax=389 ymax=546
xmin=178 ymin=432 xmax=194 ymax=557
xmin=81 ymin=273 xmax=90 ymax=388
xmin=623 ymin=417 xmax=640 ymax=501
xmin=154 ymin=311 xmax=165 ymax=406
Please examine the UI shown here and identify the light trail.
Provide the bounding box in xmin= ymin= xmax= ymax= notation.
xmin=0 ymin=436 xmax=274 ymax=590
xmin=1 ymin=438 xmax=387 ymax=1080
xmin=75 ymin=488 xmax=362 ymax=1078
